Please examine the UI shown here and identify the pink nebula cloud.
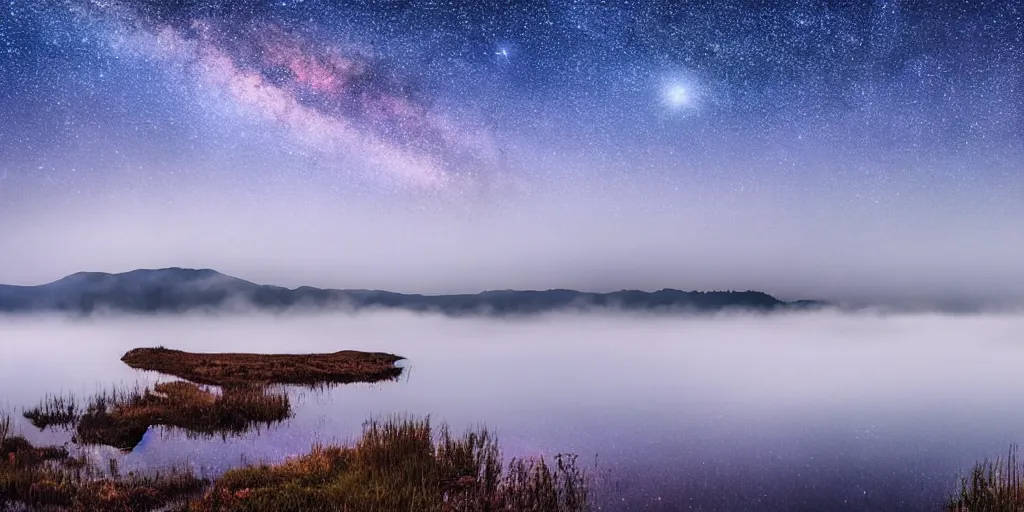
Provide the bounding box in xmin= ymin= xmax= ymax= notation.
xmin=133 ymin=18 xmax=497 ymax=189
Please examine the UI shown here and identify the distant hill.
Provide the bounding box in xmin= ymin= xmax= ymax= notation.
xmin=0 ymin=268 xmax=828 ymax=315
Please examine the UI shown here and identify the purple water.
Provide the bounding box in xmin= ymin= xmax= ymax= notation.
xmin=1 ymin=310 xmax=1022 ymax=510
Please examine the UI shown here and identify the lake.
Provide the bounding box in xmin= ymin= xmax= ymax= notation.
xmin=1 ymin=310 xmax=1022 ymax=510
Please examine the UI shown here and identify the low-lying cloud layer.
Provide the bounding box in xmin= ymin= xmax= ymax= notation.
xmin=3 ymin=308 xmax=1024 ymax=404
xmin=0 ymin=191 xmax=1021 ymax=311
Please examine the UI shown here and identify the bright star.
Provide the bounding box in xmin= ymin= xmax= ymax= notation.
xmin=664 ymin=84 xmax=692 ymax=108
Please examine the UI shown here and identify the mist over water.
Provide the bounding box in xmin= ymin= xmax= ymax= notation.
xmin=3 ymin=201 xmax=1023 ymax=312
xmin=2 ymin=309 xmax=1023 ymax=510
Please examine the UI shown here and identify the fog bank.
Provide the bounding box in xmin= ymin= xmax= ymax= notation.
xmin=3 ymin=309 xmax=1024 ymax=407
xmin=0 ymin=192 xmax=1022 ymax=310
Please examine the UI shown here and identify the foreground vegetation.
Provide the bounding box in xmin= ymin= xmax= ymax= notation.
xmin=0 ymin=412 xmax=208 ymax=511
xmin=1 ymin=413 xmax=589 ymax=512
xmin=948 ymin=445 xmax=1024 ymax=512
xmin=24 ymin=382 xmax=291 ymax=451
xmin=121 ymin=347 xmax=404 ymax=387
xmin=189 ymin=416 xmax=588 ymax=512
xmin=22 ymin=345 xmax=406 ymax=452
xmin=3 ymin=344 xmax=591 ymax=510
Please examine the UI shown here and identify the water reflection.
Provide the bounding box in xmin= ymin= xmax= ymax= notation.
xmin=1 ymin=310 xmax=1023 ymax=510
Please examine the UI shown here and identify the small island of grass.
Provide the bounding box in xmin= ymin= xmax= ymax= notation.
xmin=21 ymin=347 xmax=406 ymax=452
xmin=121 ymin=347 xmax=404 ymax=387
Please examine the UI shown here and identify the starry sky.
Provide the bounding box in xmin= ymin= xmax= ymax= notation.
xmin=1 ymin=0 xmax=1022 ymax=307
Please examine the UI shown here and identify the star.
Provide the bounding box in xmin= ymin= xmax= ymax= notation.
xmin=664 ymin=84 xmax=691 ymax=108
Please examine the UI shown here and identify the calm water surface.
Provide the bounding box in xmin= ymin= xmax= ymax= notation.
xmin=1 ymin=310 xmax=1023 ymax=511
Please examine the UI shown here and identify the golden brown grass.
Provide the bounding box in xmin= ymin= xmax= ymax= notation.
xmin=1 ymin=412 xmax=207 ymax=511
xmin=74 ymin=381 xmax=291 ymax=451
xmin=121 ymin=347 xmax=404 ymax=387
xmin=187 ymin=416 xmax=589 ymax=512
xmin=24 ymin=382 xmax=291 ymax=452
xmin=4 ymin=411 xmax=590 ymax=511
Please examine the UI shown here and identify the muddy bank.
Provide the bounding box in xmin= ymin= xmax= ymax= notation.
xmin=121 ymin=347 xmax=404 ymax=387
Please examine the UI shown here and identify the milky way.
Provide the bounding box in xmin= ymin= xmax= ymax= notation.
xmin=75 ymin=0 xmax=502 ymax=188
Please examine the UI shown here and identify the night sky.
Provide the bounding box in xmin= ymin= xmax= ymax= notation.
xmin=1 ymin=0 xmax=1022 ymax=306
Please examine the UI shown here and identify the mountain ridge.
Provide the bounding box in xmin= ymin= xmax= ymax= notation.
xmin=0 ymin=268 xmax=828 ymax=315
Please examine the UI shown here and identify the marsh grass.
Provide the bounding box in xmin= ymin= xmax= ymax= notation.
xmin=0 ymin=412 xmax=10 ymax=443
xmin=74 ymin=381 xmax=291 ymax=451
xmin=0 ymin=411 xmax=208 ymax=511
xmin=24 ymin=393 xmax=81 ymax=431
xmin=1 ymin=411 xmax=588 ymax=511
xmin=188 ymin=416 xmax=589 ymax=512
xmin=948 ymin=445 xmax=1024 ymax=511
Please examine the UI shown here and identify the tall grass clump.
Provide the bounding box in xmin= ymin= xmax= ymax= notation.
xmin=949 ymin=445 xmax=1024 ymax=511
xmin=74 ymin=381 xmax=291 ymax=451
xmin=188 ymin=415 xmax=589 ymax=512
xmin=24 ymin=393 xmax=81 ymax=430
xmin=0 ymin=412 xmax=10 ymax=444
